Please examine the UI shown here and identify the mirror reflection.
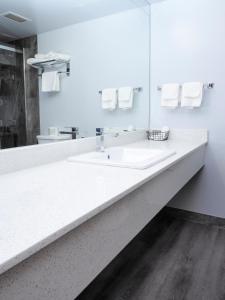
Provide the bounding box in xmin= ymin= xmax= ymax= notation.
xmin=0 ymin=0 xmax=150 ymax=149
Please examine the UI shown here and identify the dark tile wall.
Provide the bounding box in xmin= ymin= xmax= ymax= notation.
xmin=0 ymin=48 xmax=26 ymax=148
xmin=15 ymin=36 xmax=40 ymax=146
xmin=0 ymin=36 xmax=40 ymax=149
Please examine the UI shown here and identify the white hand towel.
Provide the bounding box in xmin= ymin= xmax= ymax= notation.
xmin=102 ymin=88 xmax=117 ymax=111
xmin=118 ymin=87 xmax=134 ymax=110
xmin=161 ymin=83 xmax=180 ymax=108
xmin=42 ymin=71 xmax=60 ymax=92
xmin=181 ymin=82 xmax=203 ymax=108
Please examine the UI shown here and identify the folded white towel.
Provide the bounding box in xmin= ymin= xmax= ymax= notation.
xmin=45 ymin=52 xmax=71 ymax=62
xmin=102 ymin=88 xmax=117 ymax=111
xmin=161 ymin=83 xmax=180 ymax=108
xmin=118 ymin=87 xmax=134 ymax=110
xmin=27 ymin=57 xmax=52 ymax=65
xmin=27 ymin=52 xmax=71 ymax=66
xmin=41 ymin=71 xmax=60 ymax=92
xmin=181 ymin=82 xmax=203 ymax=108
xmin=34 ymin=53 xmax=47 ymax=59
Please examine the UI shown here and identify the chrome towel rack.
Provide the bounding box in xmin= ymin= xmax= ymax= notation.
xmin=29 ymin=59 xmax=70 ymax=77
xmin=99 ymin=87 xmax=142 ymax=94
xmin=157 ymin=83 xmax=215 ymax=91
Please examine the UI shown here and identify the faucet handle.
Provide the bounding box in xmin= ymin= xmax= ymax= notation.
xmin=65 ymin=126 xmax=79 ymax=132
xmin=96 ymin=127 xmax=104 ymax=136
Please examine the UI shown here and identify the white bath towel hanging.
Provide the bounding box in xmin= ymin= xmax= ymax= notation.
xmin=181 ymin=82 xmax=203 ymax=108
xmin=41 ymin=71 xmax=60 ymax=92
xmin=118 ymin=87 xmax=134 ymax=110
xmin=161 ymin=83 xmax=180 ymax=108
xmin=101 ymin=88 xmax=117 ymax=111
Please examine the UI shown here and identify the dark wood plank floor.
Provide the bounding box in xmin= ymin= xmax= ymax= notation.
xmin=76 ymin=208 xmax=225 ymax=300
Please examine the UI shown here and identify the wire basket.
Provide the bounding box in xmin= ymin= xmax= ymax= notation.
xmin=147 ymin=129 xmax=170 ymax=141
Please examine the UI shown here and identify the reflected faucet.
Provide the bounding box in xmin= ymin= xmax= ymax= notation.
xmin=96 ymin=128 xmax=105 ymax=152
xmin=60 ymin=127 xmax=79 ymax=139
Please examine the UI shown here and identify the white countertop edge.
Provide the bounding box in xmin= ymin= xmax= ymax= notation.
xmin=0 ymin=141 xmax=207 ymax=275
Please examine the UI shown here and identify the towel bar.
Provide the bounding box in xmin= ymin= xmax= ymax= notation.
xmin=157 ymin=83 xmax=214 ymax=91
xmin=37 ymin=71 xmax=70 ymax=77
xmin=99 ymin=87 xmax=142 ymax=95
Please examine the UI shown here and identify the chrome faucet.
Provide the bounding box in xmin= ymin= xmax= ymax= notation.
xmin=60 ymin=127 xmax=79 ymax=139
xmin=96 ymin=128 xmax=105 ymax=152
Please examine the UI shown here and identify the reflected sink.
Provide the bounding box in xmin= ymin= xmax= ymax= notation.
xmin=68 ymin=147 xmax=176 ymax=170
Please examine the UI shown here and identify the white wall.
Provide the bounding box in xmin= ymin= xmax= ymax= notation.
xmin=150 ymin=0 xmax=225 ymax=218
xmin=38 ymin=8 xmax=150 ymax=137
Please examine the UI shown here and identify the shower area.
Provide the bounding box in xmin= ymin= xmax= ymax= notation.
xmin=0 ymin=36 xmax=40 ymax=149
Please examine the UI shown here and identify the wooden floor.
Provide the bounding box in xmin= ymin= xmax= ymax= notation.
xmin=76 ymin=211 xmax=225 ymax=300
xmin=76 ymin=208 xmax=225 ymax=300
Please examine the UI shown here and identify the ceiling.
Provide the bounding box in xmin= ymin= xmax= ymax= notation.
xmin=0 ymin=0 xmax=158 ymax=42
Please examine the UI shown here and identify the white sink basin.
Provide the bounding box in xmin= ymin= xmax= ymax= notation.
xmin=68 ymin=147 xmax=176 ymax=169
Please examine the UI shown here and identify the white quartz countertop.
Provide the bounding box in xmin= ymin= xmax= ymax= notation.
xmin=0 ymin=134 xmax=207 ymax=275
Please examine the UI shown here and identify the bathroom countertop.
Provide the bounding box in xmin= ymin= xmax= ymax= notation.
xmin=0 ymin=132 xmax=207 ymax=275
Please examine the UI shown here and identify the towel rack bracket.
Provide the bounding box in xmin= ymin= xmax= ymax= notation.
xmin=66 ymin=62 xmax=70 ymax=77
xmin=207 ymin=83 xmax=214 ymax=89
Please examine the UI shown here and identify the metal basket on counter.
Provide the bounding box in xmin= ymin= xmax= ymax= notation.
xmin=147 ymin=129 xmax=170 ymax=141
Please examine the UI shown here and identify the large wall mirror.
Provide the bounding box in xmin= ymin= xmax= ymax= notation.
xmin=0 ymin=0 xmax=150 ymax=149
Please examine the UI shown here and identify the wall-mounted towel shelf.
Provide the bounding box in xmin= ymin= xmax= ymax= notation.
xmin=29 ymin=59 xmax=70 ymax=77
xmin=98 ymin=87 xmax=142 ymax=94
xmin=157 ymin=83 xmax=215 ymax=91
